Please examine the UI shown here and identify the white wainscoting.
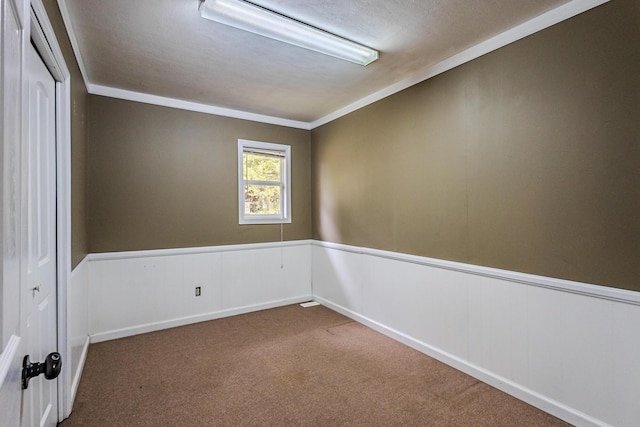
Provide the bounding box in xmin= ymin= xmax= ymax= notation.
xmin=311 ymin=241 xmax=640 ymax=427
xmin=68 ymin=258 xmax=90 ymax=406
xmin=87 ymin=241 xmax=312 ymax=342
xmin=69 ymin=239 xmax=639 ymax=426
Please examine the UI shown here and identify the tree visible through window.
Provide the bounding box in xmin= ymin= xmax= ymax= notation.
xmin=238 ymin=140 xmax=291 ymax=224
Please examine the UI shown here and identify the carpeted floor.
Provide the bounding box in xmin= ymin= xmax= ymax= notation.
xmin=59 ymin=304 xmax=571 ymax=426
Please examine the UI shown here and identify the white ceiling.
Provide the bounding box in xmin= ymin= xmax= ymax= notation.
xmin=59 ymin=0 xmax=590 ymax=127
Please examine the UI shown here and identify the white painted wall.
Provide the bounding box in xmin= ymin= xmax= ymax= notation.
xmin=87 ymin=241 xmax=312 ymax=342
xmin=64 ymin=239 xmax=640 ymax=426
xmin=68 ymin=259 xmax=89 ymax=405
xmin=311 ymin=241 xmax=640 ymax=427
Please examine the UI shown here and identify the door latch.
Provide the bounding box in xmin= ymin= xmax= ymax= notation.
xmin=22 ymin=352 xmax=62 ymax=390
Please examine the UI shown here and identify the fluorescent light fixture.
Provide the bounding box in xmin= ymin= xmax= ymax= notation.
xmin=199 ymin=0 xmax=379 ymax=66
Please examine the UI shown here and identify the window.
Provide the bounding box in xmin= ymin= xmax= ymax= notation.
xmin=238 ymin=139 xmax=291 ymax=224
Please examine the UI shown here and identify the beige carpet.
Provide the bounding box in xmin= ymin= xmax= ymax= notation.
xmin=60 ymin=304 xmax=570 ymax=426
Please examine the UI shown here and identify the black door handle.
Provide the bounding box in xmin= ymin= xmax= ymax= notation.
xmin=22 ymin=352 xmax=62 ymax=390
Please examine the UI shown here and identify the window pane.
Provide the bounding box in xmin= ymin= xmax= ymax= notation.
xmin=238 ymin=139 xmax=291 ymax=225
xmin=243 ymin=152 xmax=281 ymax=182
xmin=244 ymin=184 xmax=281 ymax=215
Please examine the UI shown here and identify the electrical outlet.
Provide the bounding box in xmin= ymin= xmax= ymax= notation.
xmin=195 ymin=286 xmax=201 ymax=297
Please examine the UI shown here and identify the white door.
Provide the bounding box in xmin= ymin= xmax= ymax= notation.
xmin=21 ymin=43 xmax=59 ymax=427
xmin=0 ymin=1 xmax=28 ymax=425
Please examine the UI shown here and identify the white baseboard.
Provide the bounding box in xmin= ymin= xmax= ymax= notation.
xmin=66 ymin=256 xmax=90 ymax=415
xmin=70 ymin=335 xmax=90 ymax=405
xmin=314 ymin=296 xmax=606 ymax=427
xmin=311 ymin=242 xmax=639 ymax=427
xmin=90 ymin=295 xmax=312 ymax=343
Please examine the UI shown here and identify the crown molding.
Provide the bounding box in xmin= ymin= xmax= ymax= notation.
xmin=88 ymin=84 xmax=311 ymax=130
xmin=310 ymin=0 xmax=610 ymax=129
xmin=56 ymin=0 xmax=90 ymax=85
xmin=56 ymin=0 xmax=609 ymax=131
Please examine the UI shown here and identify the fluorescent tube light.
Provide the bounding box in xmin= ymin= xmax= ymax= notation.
xmin=199 ymin=0 xmax=379 ymax=66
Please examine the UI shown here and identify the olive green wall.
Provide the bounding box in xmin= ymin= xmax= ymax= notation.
xmin=311 ymin=0 xmax=640 ymax=291
xmin=87 ymin=96 xmax=311 ymax=252
xmin=43 ymin=0 xmax=89 ymax=269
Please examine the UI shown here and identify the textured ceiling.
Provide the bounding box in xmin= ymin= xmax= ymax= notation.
xmin=61 ymin=0 xmax=574 ymax=124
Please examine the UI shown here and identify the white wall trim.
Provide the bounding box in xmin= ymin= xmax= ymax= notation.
xmin=30 ymin=0 xmax=70 ymax=79
xmin=69 ymin=335 xmax=89 ymax=405
xmin=55 ymin=74 xmax=73 ymax=423
xmin=70 ymin=255 xmax=87 ymax=281
xmin=312 ymin=240 xmax=640 ymax=306
xmin=88 ymin=239 xmax=640 ymax=312
xmin=86 ymin=241 xmax=312 ymax=343
xmin=30 ymin=0 xmax=74 ymax=421
xmin=89 ymin=84 xmax=311 ymax=130
xmin=89 ymin=295 xmax=312 ymax=343
xmin=54 ymin=0 xmax=610 ymax=131
xmin=313 ymin=296 xmax=608 ymax=427
xmin=55 ymin=0 xmax=89 ymax=86
xmin=0 ymin=335 xmax=21 ymax=390
xmin=59 ymin=0 xmax=308 ymax=129
xmin=310 ymin=0 xmax=610 ymax=128
xmin=87 ymin=239 xmax=314 ymax=261
xmin=67 ymin=256 xmax=89 ymax=412
xmin=78 ymin=240 xmax=636 ymax=424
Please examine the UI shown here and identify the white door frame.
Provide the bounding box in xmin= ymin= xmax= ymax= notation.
xmin=29 ymin=0 xmax=72 ymax=421
xmin=1 ymin=0 xmax=71 ymax=422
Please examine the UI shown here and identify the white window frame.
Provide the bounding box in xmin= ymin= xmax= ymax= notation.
xmin=238 ymin=139 xmax=292 ymax=224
